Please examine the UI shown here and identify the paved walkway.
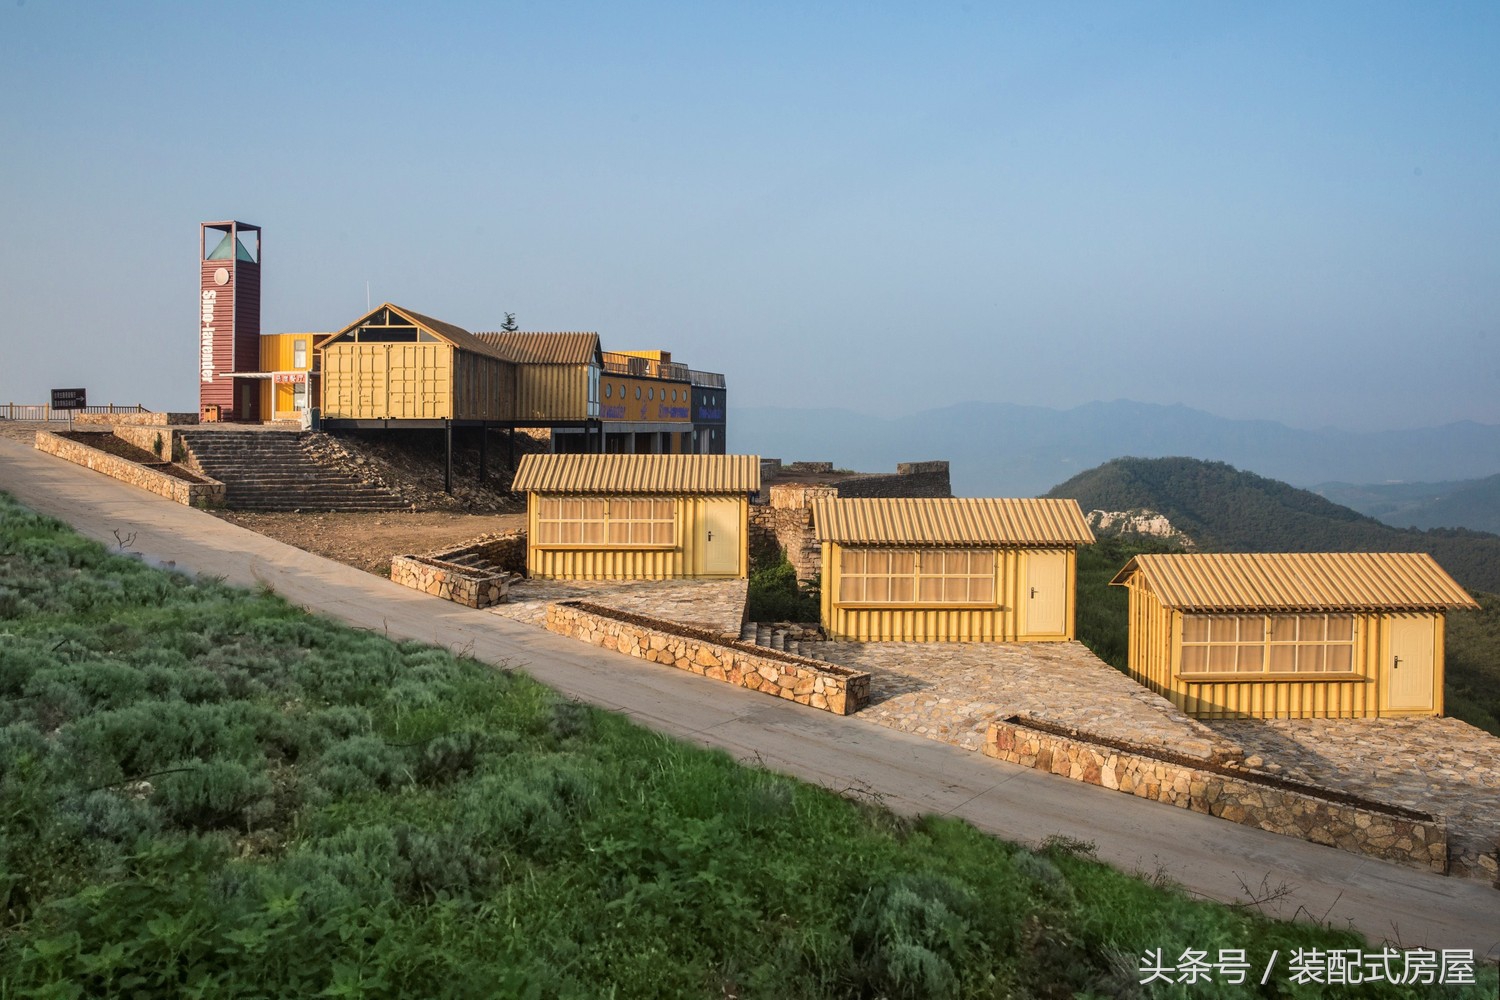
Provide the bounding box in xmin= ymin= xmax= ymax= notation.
xmin=490 ymin=578 xmax=748 ymax=637
xmin=815 ymin=639 xmax=1232 ymax=759
xmin=1211 ymin=718 xmax=1500 ymax=882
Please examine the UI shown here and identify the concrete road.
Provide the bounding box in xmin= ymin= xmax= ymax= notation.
xmin=2 ymin=437 xmax=1496 ymax=960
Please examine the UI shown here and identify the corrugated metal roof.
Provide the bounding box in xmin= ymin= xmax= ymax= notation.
xmin=513 ymin=453 xmax=761 ymax=494
xmin=1109 ymin=552 xmax=1478 ymax=612
xmin=810 ymin=498 xmax=1095 ymax=546
xmin=474 ymin=332 xmax=601 ymax=364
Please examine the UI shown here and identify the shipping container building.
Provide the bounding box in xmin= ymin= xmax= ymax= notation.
xmin=513 ymin=452 xmax=761 ymax=580
xmin=812 ymin=497 xmax=1095 ymax=642
xmin=319 ymin=304 xmax=517 ymax=427
xmin=1109 ymin=552 xmax=1478 ymax=719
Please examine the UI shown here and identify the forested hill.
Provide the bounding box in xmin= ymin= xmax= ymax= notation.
xmin=1046 ymin=457 xmax=1500 ymax=594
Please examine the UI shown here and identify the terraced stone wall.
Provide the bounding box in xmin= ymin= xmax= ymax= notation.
xmin=34 ymin=432 xmax=224 ymax=507
xmin=74 ymin=412 xmax=198 ymax=427
xmin=547 ymin=600 xmax=870 ymax=715
xmin=432 ymin=531 xmax=527 ymax=575
xmin=985 ymin=718 xmax=1450 ymax=875
xmin=389 ymin=555 xmax=511 ymax=608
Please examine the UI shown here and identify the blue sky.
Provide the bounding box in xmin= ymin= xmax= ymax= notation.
xmin=2 ymin=2 xmax=1497 ymax=430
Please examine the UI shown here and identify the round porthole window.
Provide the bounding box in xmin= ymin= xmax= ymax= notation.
xmin=647 ymin=388 xmax=654 ymax=401
xmin=635 ymin=387 xmax=641 ymax=400
xmin=604 ymin=384 xmax=612 ymax=398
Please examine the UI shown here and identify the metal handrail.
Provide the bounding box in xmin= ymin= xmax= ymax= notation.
xmin=0 ymin=403 xmax=150 ymax=421
xmin=687 ymin=370 xmax=726 ymax=388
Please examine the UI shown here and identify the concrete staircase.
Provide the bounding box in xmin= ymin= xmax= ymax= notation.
xmin=178 ymin=430 xmax=410 ymax=512
xmin=739 ymin=621 xmax=828 ymax=661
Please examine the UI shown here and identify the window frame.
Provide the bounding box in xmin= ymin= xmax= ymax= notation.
xmin=1177 ymin=612 xmax=1360 ymax=681
xmin=532 ymin=495 xmax=677 ymax=550
xmin=836 ymin=546 xmax=998 ymax=608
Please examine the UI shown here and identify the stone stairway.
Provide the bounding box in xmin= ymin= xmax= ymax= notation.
xmin=739 ymin=621 xmax=828 ymax=661
xmin=178 ymin=430 xmax=410 ymax=512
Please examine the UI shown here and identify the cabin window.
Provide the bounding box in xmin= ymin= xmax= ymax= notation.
xmin=604 ymin=384 xmax=612 ymax=398
xmin=1180 ymin=614 xmax=1356 ymax=675
xmin=534 ymin=497 xmax=674 ymax=547
xmin=838 ymin=548 xmax=995 ymax=606
xmin=293 ymin=339 xmax=307 ymax=369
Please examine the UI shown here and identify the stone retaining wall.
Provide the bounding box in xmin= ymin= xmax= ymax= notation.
xmin=74 ymin=412 xmax=197 ymax=427
xmin=34 ymin=432 xmax=225 ymax=507
xmin=750 ymin=488 xmax=832 ymax=583
xmin=431 ymin=531 xmax=528 ymax=575
xmin=985 ymin=717 xmax=1448 ymax=875
xmin=389 ymin=554 xmax=512 ymax=608
xmin=110 ymin=425 xmax=177 ymax=458
xmin=547 ymin=600 xmax=871 ymax=714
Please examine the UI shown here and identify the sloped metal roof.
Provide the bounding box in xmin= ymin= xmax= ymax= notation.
xmin=1109 ymin=552 xmax=1478 ymax=612
xmin=513 ymin=453 xmax=761 ymax=494
xmin=326 ymin=304 xmax=517 ymax=364
xmin=473 ymin=332 xmax=601 ymax=364
xmin=810 ymin=497 xmax=1095 ymax=546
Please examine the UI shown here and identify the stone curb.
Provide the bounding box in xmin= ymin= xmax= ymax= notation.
xmin=985 ymin=717 xmax=1449 ymax=875
xmin=547 ymin=600 xmax=871 ymax=715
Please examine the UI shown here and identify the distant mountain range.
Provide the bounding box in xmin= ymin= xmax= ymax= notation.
xmin=734 ymin=400 xmax=1500 ymax=499
xmin=1045 ymin=456 xmax=1500 ymax=595
xmin=1315 ymin=474 xmax=1500 ymax=535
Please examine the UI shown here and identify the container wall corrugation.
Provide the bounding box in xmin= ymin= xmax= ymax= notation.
xmin=516 ymin=365 xmax=589 ymax=421
xmin=525 ymin=496 xmax=745 ymax=580
xmin=1123 ymin=584 xmax=1435 ymax=719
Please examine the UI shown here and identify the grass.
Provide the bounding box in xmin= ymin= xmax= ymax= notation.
xmin=0 ymin=490 xmax=1493 ymax=997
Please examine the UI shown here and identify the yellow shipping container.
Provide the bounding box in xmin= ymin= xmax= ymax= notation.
xmin=514 ymin=453 xmax=760 ymax=580
xmin=319 ymin=304 xmax=515 ymax=422
xmin=812 ymin=497 xmax=1094 ymax=642
xmin=1110 ymin=552 xmax=1478 ymax=719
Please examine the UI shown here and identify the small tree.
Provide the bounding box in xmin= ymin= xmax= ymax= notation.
xmin=501 ymin=312 xmax=519 ymax=332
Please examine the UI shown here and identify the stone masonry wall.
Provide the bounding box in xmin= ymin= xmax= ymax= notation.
xmin=389 ymin=555 xmax=511 ymax=608
xmin=431 ymin=531 xmax=528 ymax=575
xmin=111 ymin=425 xmax=177 ymax=458
xmin=749 ymin=484 xmax=836 ymax=583
xmin=34 ymin=431 xmax=225 ymax=508
xmin=832 ymin=461 xmax=951 ymax=500
xmin=985 ymin=718 xmax=1448 ymax=875
xmin=547 ymin=600 xmax=871 ymax=714
xmin=75 ymin=412 xmax=198 ymax=427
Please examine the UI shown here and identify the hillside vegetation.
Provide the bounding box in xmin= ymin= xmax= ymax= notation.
xmin=1054 ymin=457 xmax=1500 ymax=736
xmin=1317 ymin=473 xmax=1500 ymax=535
xmin=10 ymin=492 xmax=1483 ymax=997
xmin=1048 ymin=456 xmax=1500 ymax=594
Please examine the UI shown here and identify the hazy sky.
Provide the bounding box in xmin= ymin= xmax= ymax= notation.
xmin=3 ymin=2 xmax=1497 ymax=430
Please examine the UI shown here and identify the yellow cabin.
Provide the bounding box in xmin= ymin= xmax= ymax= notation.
xmin=257 ymin=333 xmax=323 ymax=421
xmin=812 ymin=497 xmax=1095 ymax=642
xmin=319 ymin=304 xmax=516 ymax=425
xmin=1109 ymin=552 xmax=1478 ymax=720
xmin=514 ymin=453 xmax=760 ymax=580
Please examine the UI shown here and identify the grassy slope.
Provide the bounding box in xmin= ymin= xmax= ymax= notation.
xmin=3 ymin=492 xmax=1492 ymax=997
xmin=1055 ymin=458 xmax=1500 ymax=736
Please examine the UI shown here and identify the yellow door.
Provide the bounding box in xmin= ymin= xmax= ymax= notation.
xmin=700 ymin=500 xmax=740 ymax=577
xmin=1386 ymin=616 xmax=1435 ymax=712
xmin=1023 ymin=551 xmax=1066 ymax=635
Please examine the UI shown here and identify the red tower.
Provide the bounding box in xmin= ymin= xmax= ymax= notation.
xmin=199 ymin=221 xmax=262 ymax=421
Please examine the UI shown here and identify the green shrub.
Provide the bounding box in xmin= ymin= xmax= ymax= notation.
xmin=748 ymin=555 xmax=820 ymax=622
xmin=315 ymin=736 xmax=407 ymax=797
xmin=154 ymin=760 xmax=274 ymax=831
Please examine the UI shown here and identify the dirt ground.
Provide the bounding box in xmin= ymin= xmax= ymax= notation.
xmin=213 ymin=510 xmax=527 ymax=575
xmin=4 ymin=421 xmax=527 ymax=575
